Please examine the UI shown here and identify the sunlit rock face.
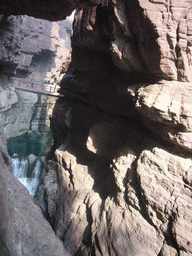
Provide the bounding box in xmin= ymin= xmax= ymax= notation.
xmin=0 ymin=15 xmax=72 ymax=83
xmin=0 ymin=14 xmax=72 ymax=155
xmin=40 ymin=1 xmax=192 ymax=255
xmin=68 ymin=0 xmax=192 ymax=153
xmin=127 ymin=80 xmax=192 ymax=152
xmin=42 ymin=120 xmax=192 ymax=255
xmin=71 ymin=0 xmax=192 ymax=82
xmin=0 ymin=14 xmax=72 ymax=256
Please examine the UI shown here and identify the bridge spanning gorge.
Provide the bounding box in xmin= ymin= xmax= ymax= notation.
xmin=10 ymin=78 xmax=63 ymax=97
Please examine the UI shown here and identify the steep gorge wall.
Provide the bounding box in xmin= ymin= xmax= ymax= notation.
xmin=0 ymin=14 xmax=72 ymax=155
xmin=0 ymin=1 xmax=192 ymax=256
xmin=42 ymin=1 xmax=192 ymax=255
xmin=0 ymin=14 xmax=72 ymax=255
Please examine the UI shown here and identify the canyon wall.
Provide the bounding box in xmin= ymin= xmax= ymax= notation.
xmin=0 ymin=14 xmax=72 ymax=256
xmin=0 ymin=0 xmax=192 ymax=256
xmin=42 ymin=1 xmax=192 ymax=255
xmin=0 ymin=14 xmax=72 ymax=155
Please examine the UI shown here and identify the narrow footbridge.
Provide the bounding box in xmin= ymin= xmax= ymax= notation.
xmin=11 ymin=78 xmax=62 ymax=97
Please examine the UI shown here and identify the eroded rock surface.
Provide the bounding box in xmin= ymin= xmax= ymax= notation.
xmin=40 ymin=110 xmax=192 ymax=255
xmin=0 ymin=124 xmax=69 ymax=256
xmin=0 ymin=14 xmax=72 ymax=155
xmin=1 ymin=0 xmax=192 ymax=256
xmin=127 ymin=80 xmax=192 ymax=152
xmin=38 ymin=1 xmax=192 ymax=255
xmin=72 ymin=0 xmax=192 ymax=82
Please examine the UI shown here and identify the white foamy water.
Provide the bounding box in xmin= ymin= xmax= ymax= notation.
xmin=12 ymin=157 xmax=42 ymax=197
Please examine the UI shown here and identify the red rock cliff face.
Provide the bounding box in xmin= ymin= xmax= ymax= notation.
xmin=1 ymin=0 xmax=192 ymax=256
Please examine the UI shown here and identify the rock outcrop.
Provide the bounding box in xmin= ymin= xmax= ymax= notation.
xmin=127 ymin=80 xmax=192 ymax=152
xmin=0 ymin=14 xmax=72 ymax=155
xmin=0 ymin=15 xmax=72 ymax=82
xmin=1 ymin=0 xmax=192 ymax=256
xmin=0 ymin=13 xmax=72 ymax=255
xmin=0 ymin=123 xmax=69 ymax=256
xmin=44 ymin=107 xmax=192 ymax=255
xmin=41 ymin=1 xmax=192 ymax=255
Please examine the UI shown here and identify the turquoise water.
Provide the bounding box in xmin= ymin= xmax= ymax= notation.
xmin=7 ymin=131 xmax=53 ymax=157
xmin=8 ymin=131 xmax=52 ymax=197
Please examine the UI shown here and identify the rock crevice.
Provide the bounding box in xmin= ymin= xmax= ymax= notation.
xmin=1 ymin=0 xmax=192 ymax=255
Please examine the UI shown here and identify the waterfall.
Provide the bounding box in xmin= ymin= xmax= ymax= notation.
xmin=32 ymin=158 xmax=41 ymax=178
xmin=12 ymin=156 xmax=43 ymax=197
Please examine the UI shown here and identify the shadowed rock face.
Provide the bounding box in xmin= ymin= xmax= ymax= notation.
xmin=0 ymin=0 xmax=75 ymax=21
xmin=1 ymin=0 xmax=192 ymax=256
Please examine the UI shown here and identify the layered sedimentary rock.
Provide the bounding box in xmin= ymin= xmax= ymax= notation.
xmin=0 ymin=14 xmax=72 ymax=255
xmin=0 ymin=14 xmax=72 ymax=155
xmin=127 ymin=80 xmax=192 ymax=152
xmin=41 ymin=1 xmax=192 ymax=255
xmin=0 ymin=15 xmax=72 ymax=83
xmin=1 ymin=0 xmax=192 ymax=256
xmin=72 ymin=0 xmax=192 ymax=82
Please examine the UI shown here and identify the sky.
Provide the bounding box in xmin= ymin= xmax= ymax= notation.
xmin=67 ymin=10 xmax=76 ymax=22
